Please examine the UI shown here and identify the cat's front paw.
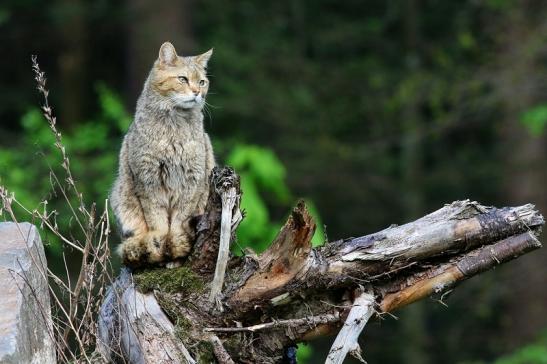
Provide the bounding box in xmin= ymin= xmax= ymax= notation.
xmin=118 ymin=236 xmax=146 ymax=268
xmin=170 ymin=232 xmax=193 ymax=259
xmin=143 ymin=231 xmax=169 ymax=264
xmin=165 ymin=261 xmax=182 ymax=269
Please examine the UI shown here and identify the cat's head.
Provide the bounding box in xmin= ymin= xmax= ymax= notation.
xmin=150 ymin=42 xmax=212 ymax=110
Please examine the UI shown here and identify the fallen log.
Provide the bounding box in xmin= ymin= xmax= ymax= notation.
xmin=227 ymin=199 xmax=542 ymax=313
xmin=98 ymin=167 xmax=543 ymax=364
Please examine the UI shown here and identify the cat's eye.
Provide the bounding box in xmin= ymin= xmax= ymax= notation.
xmin=199 ymin=79 xmax=207 ymax=87
xmin=178 ymin=76 xmax=188 ymax=83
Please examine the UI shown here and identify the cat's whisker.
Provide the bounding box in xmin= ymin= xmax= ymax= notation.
xmin=203 ymin=104 xmax=213 ymax=124
xmin=204 ymin=101 xmax=220 ymax=109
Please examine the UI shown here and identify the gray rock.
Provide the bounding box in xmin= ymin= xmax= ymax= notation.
xmin=0 ymin=222 xmax=55 ymax=364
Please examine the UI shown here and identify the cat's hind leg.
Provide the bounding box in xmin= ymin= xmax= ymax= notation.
xmin=110 ymin=173 xmax=149 ymax=267
xmin=140 ymin=195 xmax=171 ymax=264
xmin=169 ymin=209 xmax=195 ymax=259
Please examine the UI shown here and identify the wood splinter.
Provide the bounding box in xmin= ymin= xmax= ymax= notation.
xmin=326 ymin=288 xmax=376 ymax=364
xmin=209 ymin=335 xmax=236 ymax=364
xmin=204 ymin=312 xmax=341 ymax=333
xmin=209 ymin=185 xmax=239 ymax=306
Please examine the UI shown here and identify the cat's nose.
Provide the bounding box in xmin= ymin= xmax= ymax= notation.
xmin=192 ymin=89 xmax=200 ymax=96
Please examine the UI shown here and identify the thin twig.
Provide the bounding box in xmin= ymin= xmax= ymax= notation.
xmin=204 ymin=312 xmax=340 ymax=333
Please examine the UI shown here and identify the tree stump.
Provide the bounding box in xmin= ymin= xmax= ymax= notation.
xmin=98 ymin=167 xmax=544 ymax=364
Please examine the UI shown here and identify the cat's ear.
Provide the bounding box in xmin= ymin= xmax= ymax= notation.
xmin=194 ymin=48 xmax=213 ymax=69
xmin=158 ymin=42 xmax=178 ymax=66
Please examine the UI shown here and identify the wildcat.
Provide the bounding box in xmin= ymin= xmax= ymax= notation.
xmin=110 ymin=42 xmax=215 ymax=267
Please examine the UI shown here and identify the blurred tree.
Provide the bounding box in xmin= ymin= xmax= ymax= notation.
xmin=126 ymin=0 xmax=196 ymax=100
xmin=494 ymin=330 xmax=547 ymax=364
xmin=487 ymin=3 xmax=547 ymax=350
xmin=56 ymin=0 xmax=87 ymax=128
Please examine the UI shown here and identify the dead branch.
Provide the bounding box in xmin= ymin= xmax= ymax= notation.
xmin=378 ymin=230 xmax=541 ymax=312
xmin=209 ymin=335 xmax=236 ymax=364
xmin=190 ymin=167 xmax=241 ymax=276
xmin=97 ymin=269 xmax=196 ymax=364
xmin=209 ymin=183 xmax=239 ymax=305
xmin=299 ymin=230 xmax=541 ymax=342
xmin=226 ymin=200 xmax=316 ymax=310
xmin=325 ymin=289 xmax=375 ymax=364
xmin=204 ymin=313 xmax=340 ymax=333
xmin=228 ymin=200 xmax=543 ymax=313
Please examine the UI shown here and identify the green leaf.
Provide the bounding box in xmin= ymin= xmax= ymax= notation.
xmin=227 ymin=144 xmax=290 ymax=202
xmin=234 ymin=172 xmax=270 ymax=252
xmin=494 ymin=330 xmax=547 ymax=364
xmin=296 ymin=344 xmax=312 ymax=363
xmin=520 ymin=105 xmax=547 ymax=136
xmin=95 ymin=82 xmax=132 ymax=131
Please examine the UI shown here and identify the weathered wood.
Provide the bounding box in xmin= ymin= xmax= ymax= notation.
xmin=204 ymin=313 xmax=341 ymax=333
xmin=227 ymin=201 xmax=315 ymax=310
xmin=209 ymin=335 xmax=236 ymax=364
xmin=325 ymin=289 xmax=375 ymax=364
xmin=97 ymin=269 xmax=196 ymax=364
xmin=324 ymin=202 xmax=542 ymax=280
xmin=299 ymin=230 xmax=542 ymax=343
xmin=209 ymin=185 xmax=239 ymax=305
xmin=189 ymin=167 xmax=241 ymax=276
xmin=228 ymin=200 xmax=543 ymax=312
xmin=378 ymin=231 xmax=541 ymax=312
xmin=97 ymin=167 xmax=544 ymax=364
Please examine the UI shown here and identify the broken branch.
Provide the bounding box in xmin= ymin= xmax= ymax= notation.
xmin=204 ymin=312 xmax=340 ymax=333
xmin=97 ymin=167 xmax=544 ymax=364
xmin=325 ymin=289 xmax=375 ymax=364
xmin=228 ymin=201 xmax=543 ymax=312
xmin=209 ymin=185 xmax=238 ymax=304
xmin=209 ymin=335 xmax=236 ymax=364
xmin=378 ymin=230 xmax=541 ymax=312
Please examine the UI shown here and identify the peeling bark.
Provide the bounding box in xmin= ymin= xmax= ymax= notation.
xmin=229 ymin=200 xmax=542 ymax=313
xmin=227 ymin=200 xmax=315 ymax=310
xmin=209 ymin=179 xmax=240 ymax=305
xmin=378 ymin=231 xmax=541 ymax=312
xmin=209 ymin=335 xmax=236 ymax=364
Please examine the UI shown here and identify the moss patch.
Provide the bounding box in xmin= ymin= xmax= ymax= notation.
xmin=195 ymin=341 xmax=215 ymax=363
xmin=173 ymin=316 xmax=192 ymax=341
xmin=134 ymin=266 xmax=204 ymax=294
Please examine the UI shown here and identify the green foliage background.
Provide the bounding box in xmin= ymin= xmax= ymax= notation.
xmin=0 ymin=85 xmax=323 ymax=255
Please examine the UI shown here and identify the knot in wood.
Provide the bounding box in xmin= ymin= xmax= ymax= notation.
xmin=211 ymin=166 xmax=240 ymax=194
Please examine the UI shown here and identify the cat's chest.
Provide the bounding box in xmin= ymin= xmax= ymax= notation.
xmin=162 ymin=138 xmax=203 ymax=165
xmin=158 ymin=137 xmax=206 ymax=187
